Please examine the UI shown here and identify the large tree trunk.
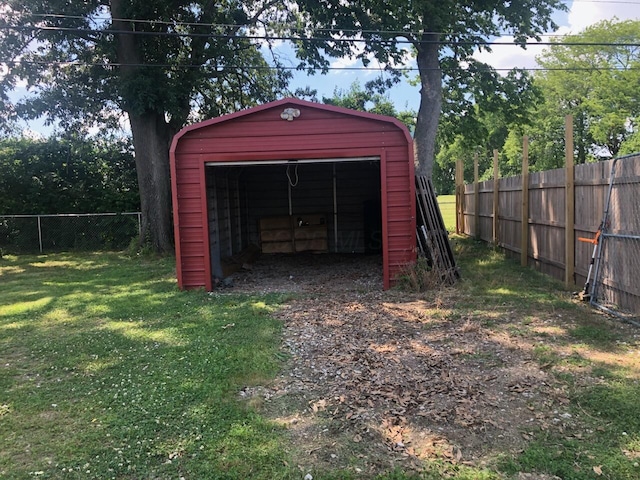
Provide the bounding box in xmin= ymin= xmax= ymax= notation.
xmin=111 ymin=0 xmax=174 ymax=253
xmin=129 ymin=112 xmax=174 ymax=253
xmin=414 ymin=34 xmax=443 ymax=178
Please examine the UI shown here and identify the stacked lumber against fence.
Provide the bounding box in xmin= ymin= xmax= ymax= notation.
xmin=415 ymin=175 xmax=459 ymax=284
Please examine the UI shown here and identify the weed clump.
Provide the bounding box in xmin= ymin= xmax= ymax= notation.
xmin=396 ymin=256 xmax=455 ymax=292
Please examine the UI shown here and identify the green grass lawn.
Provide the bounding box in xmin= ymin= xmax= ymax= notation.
xmin=1 ymin=244 xmax=639 ymax=479
xmin=437 ymin=194 xmax=456 ymax=232
xmin=450 ymin=238 xmax=640 ymax=480
xmin=0 ymin=253 xmax=291 ymax=479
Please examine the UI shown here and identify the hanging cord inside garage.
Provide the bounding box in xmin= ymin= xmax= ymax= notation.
xmin=286 ymin=164 xmax=299 ymax=187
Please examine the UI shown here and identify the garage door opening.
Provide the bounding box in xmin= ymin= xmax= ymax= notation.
xmin=205 ymin=158 xmax=382 ymax=282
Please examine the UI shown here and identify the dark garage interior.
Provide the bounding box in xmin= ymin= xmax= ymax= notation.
xmin=205 ymin=159 xmax=382 ymax=279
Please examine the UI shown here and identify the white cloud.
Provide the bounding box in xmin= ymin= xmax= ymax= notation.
xmin=0 ymin=61 xmax=29 ymax=87
xmin=329 ymin=40 xmax=414 ymax=76
xmin=14 ymin=78 xmax=29 ymax=88
xmin=564 ymin=3 xmax=638 ymax=33
xmin=330 ymin=54 xmax=361 ymax=70
xmin=473 ymin=2 xmax=639 ymax=72
xmin=253 ymin=24 xmax=286 ymax=50
xmin=21 ymin=127 xmax=45 ymax=140
xmin=473 ymin=38 xmax=545 ymax=71
xmin=328 ymin=36 xmax=368 ymax=72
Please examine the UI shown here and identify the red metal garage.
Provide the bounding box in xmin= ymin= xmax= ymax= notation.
xmin=170 ymin=97 xmax=416 ymax=290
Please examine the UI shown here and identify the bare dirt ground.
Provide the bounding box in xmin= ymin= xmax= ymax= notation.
xmin=228 ymin=253 xmax=636 ymax=478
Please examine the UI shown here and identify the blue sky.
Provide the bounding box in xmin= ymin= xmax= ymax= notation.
xmin=10 ymin=0 xmax=639 ymax=136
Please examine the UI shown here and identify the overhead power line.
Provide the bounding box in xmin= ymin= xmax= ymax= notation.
xmin=567 ymin=0 xmax=640 ymax=3
xmin=3 ymin=59 xmax=637 ymax=73
xmin=20 ymin=8 xmax=640 ymax=37
xmin=2 ymin=24 xmax=640 ymax=48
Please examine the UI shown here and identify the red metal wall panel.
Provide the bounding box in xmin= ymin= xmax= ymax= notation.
xmin=170 ymin=98 xmax=416 ymax=291
xmin=175 ymin=167 xmax=201 ymax=184
xmin=176 ymin=132 xmax=404 ymax=156
xmin=187 ymin=118 xmax=388 ymax=140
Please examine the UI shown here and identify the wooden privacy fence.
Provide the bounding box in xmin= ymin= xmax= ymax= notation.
xmin=456 ymin=150 xmax=640 ymax=317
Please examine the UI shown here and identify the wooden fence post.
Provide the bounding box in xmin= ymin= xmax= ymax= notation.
xmin=492 ymin=149 xmax=499 ymax=245
xmin=455 ymin=159 xmax=461 ymax=234
xmin=521 ymin=136 xmax=529 ymax=267
xmin=455 ymin=159 xmax=465 ymax=235
xmin=565 ymin=115 xmax=575 ymax=287
xmin=474 ymin=153 xmax=480 ymax=239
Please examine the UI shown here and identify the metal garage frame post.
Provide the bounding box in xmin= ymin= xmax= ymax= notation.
xmin=208 ymin=171 xmax=224 ymax=280
xmin=333 ymin=163 xmax=339 ymax=252
xmin=232 ymin=175 xmax=242 ymax=252
xmin=288 ymin=173 xmax=293 ymax=216
xmin=224 ymin=173 xmax=233 ymax=257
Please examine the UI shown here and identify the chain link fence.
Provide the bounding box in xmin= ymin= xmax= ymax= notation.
xmin=0 ymin=213 xmax=142 ymax=254
xmin=590 ymin=155 xmax=640 ymax=321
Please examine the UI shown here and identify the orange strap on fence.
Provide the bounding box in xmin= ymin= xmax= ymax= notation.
xmin=578 ymin=230 xmax=601 ymax=245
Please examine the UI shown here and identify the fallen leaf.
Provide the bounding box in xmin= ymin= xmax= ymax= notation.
xmin=310 ymin=399 xmax=327 ymax=412
xmin=593 ymin=465 xmax=603 ymax=476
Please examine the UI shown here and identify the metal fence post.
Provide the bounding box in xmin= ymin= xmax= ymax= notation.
xmin=37 ymin=215 xmax=43 ymax=253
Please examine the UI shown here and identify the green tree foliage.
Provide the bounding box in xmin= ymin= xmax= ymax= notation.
xmin=433 ymin=69 xmax=540 ymax=193
xmin=0 ymin=136 xmax=139 ymax=214
xmin=322 ymin=81 xmax=416 ymax=131
xmin=295 ymin=0 xmax=565 ymax=177
xmin=507 ymin=19 xmax=640 ymax=170
xmin=436 ymin=19 xmax=640 ymax=191
xmin=620 ymin=130 xmax=640 ymax=156
xmin=1 ymin=1 xmax=291 ymax=252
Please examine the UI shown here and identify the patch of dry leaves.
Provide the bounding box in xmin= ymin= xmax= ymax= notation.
xmin=230 ymin=254 xmax=629 ymax=478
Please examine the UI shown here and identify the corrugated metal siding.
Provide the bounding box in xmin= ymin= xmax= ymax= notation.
xmin=182 ymin=109 xmax=397 ymax=140
xmin=173 ymin=158 xmax=207 ymax=288
xmin=177 ymin=133 xmax=399 ymax=155
xmin=384 ymin=147 xmax=416 ymax=283
xmin=171 ymin=98 xmax=415 ymax=290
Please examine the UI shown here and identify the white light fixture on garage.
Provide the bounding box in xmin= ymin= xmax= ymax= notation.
xmin=280 ymin=107 xmax=301 ymax=121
